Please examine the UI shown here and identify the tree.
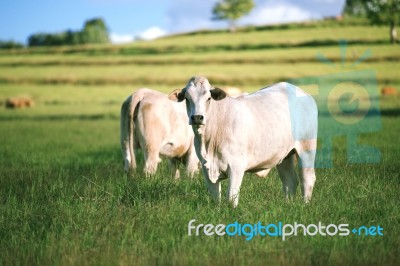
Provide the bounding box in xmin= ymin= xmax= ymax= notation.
xmin=28 ymin=33 xmax=47 ymax=46
xmin=212 ymin=0 xmax=255 ymax=32
xmin=80 ymin=18 xmax=110 ymax=44
xmin=0 ymin=40 xmax=24 ymax=49
xmin=27 ymin=17 xmax=110 ymax=47
xmin=365 ymin=0 xmax=400 ymax=43
xmin=343 ymin=0 xmax=367 ymax=16
xmin=343 ymin=0 xmax=400 ymax=43
xmin=64 ymin=30 xmax=82 ymax=45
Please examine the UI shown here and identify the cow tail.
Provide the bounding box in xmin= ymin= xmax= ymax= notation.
xmin=120 ymin=90 xmax=147 ymax=173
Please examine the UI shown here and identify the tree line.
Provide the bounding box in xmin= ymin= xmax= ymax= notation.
xmin=27 ymin=18 xmax=109 ymax=47
xmin=0 ymin=40 xmax=24 ymax=49
xmin=1 ymin=1 xmax=398 ymax=49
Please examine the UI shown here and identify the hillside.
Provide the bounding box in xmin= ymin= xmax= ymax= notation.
xmin=0 ymin=20 xmax=399 ymax=99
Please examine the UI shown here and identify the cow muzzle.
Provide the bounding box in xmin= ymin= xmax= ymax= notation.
xmin=190 ymin=115 xmax=205 ymax=125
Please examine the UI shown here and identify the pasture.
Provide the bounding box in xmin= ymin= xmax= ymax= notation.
xmin=0 ymin=21 xmax=399 ymax=265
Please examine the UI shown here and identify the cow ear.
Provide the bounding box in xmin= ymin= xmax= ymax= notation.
xmin=210 ymin=87 xmax=226 ymax=101
xmin=168 ymin=89 xmax=185 ymax=102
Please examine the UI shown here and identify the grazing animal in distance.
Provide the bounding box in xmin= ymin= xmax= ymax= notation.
xmin=169 ymin=76 xmax=318 ymax=207
xmin=5 ymin=96 xmax=34 ymax=109
xmin=120 ymin=88 xmax=198 ymax=178
xmin=381 ymin=86 xmax=397 ymax=96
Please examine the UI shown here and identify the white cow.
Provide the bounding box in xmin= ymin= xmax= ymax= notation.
xmin=169 ymin=76 xmax=318 ymax=207
xmin=120 ymin=88 xmax=198 ymax=178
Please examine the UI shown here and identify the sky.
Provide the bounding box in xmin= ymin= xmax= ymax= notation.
xmin=0 ymin=0 xmax=346 ymax=44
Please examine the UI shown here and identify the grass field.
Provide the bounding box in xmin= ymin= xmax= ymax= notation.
xmin=0 ymin=20 xmax=399 ymax=265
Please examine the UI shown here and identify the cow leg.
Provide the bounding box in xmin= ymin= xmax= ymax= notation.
xmin=139 ymin=105 xmax=163 ymax=177
xmin=143 ymin=148 xmax=160 ymax=177
xmin=276 ymin=152 xmax=299 ymax=199
xmin=296 ymin=140 xmax=317 ymax=202
xmin=300 ymin=167 xmax=316 ymax=203
xmin=227 ymin=168 xmax=245 ymax=208
xmin=298 ymin=150 xmax=316 ymax=203
xmin=169 ymin=158 xmax=180 ymax=179
xmin=185 ymin=148 xmax=199 ymax=178
xmin=204 ymin=176 xmax=221 ymax=202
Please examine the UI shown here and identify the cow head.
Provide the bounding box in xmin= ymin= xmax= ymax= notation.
xmin=169 ymin=76 xmax=226 ymax=126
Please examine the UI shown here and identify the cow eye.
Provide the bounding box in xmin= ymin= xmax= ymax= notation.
xmin=207 ymin=97 xmax=211 ymax=102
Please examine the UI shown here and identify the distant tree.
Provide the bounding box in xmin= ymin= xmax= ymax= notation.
xmin=212 ymin=0 xmax=255 ymax=32
xmin=0 ymin=40 xmax=24 ymax=49
xmin=343 ymin=0 xmax=367 ymax=16
xmin=343 ymin=0 xmax=399 ymax=43
xmin=365 ymin=0 xmax=400 ymax=43
xmin=28 ymin=32 xmax=66 ymax=46
xmin=46 ymin=32 xmax=68 ymax=46
xmin=80 ymin=18 xmax=110 ymax=44
xmin=28 ymin=17 xmax=110 ymax=47
xmin=28 ymin=33 xmax=47 ymax=46
xmin=64 ymin=30 xmax=82 ymax=45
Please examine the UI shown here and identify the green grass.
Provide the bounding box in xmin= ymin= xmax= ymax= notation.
xmin=0 ymin=99 xmax=399 ymax=265
xmin=1 ymin=61 xmax=399 ymax=87
xmin=1 ymin=44 xmax=400 ymax=67
xmin=0 ymin=20 xmax=399 ymax=265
